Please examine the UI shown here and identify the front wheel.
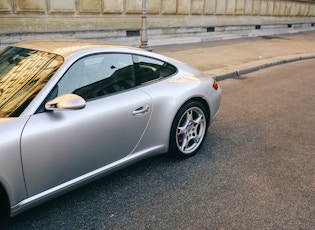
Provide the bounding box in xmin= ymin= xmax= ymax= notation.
xmin=169 ymin=101 xmax=209 ymax=158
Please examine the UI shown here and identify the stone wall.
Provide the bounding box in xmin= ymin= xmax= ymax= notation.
xmin=0 ymin=0 xmax=315 ymax=47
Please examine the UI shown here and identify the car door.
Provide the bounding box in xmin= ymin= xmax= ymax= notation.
xmin=21 ymin=53 xmax=152 ymax=196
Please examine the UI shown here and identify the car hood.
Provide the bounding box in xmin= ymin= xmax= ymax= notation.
xmin=0 ymin=117 xmax=19 ymax=126
xmin=0 ymin=117 xmax=13 ymax=123
xmin=0 ymin=116 xmax=30 ymax=137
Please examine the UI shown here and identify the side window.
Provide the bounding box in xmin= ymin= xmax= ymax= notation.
xmin=57 ymin=53 xmax=134 ymax=100
xmin=133 ymin=55 xmax=177 ymax=85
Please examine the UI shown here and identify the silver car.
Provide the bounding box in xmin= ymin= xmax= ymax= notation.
xmin=0 ymin=40 xmax=221 ymax=217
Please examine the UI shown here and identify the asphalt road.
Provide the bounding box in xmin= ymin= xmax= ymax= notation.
xmin=1 ymin=59 xmax=314 ymax=229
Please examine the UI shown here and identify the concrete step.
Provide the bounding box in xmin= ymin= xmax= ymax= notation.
xmin=1 ymin=23 xmax=315 ymax=50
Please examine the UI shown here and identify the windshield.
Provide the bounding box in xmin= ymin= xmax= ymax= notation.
xmin=0 ymin=47 xmax=63 ymax=117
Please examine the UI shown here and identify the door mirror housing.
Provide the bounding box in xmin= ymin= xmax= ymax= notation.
xmin=45 ymin=94 xmax=86 ymax=111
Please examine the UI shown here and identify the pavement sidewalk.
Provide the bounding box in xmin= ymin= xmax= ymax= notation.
xmin=153 ymin=31 xmax=315 ymax=80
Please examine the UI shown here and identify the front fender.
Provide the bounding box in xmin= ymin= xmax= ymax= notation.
xmin=0 ymin=117 xmax=29 ymax=212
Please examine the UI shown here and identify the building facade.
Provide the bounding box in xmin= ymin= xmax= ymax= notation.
xmin=1 ymin=0 xmax=315 ymax=48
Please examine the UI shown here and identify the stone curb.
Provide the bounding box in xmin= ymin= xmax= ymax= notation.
xmin=214 ymin=54 xmax=315 ymax=81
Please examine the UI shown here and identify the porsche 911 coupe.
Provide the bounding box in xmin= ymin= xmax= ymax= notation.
xmin=0 ymin=40 xmax=221 ymax=217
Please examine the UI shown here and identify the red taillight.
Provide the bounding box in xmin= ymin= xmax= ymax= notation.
xmin=213 ymin=80 xmax=219 ymax=90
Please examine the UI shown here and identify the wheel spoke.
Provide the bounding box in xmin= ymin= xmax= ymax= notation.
xmin=193 ymin=114 xmax=204 ymax=126
xmin=177 ymin=126 xmax=186 ymax=135
xmin=185 ymin=109 xmax=193 ymax=121
xmin=179 ymin=136 xmax=189 ymax=151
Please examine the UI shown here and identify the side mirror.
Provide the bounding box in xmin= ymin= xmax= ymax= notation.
xmin=45 ymin=94 xmax=86 ymax=111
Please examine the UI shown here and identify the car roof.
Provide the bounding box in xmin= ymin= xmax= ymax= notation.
xmin=12 ymin=39 xmax=143 ymax=57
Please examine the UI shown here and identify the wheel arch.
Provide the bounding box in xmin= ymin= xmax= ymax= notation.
xmin=0 ymin=182 xmax=10 ymax=218
xmin=175 ymin=97 xmax=211 ymax=126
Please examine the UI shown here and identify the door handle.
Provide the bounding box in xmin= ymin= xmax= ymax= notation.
xmin=132 ymin=104 xmax=150 ymax=115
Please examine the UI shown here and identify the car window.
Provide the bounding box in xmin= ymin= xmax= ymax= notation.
xmin=133 ymin=55 xmax=177 ymax=85
xmin=0 ymin=47 xmax=63 ymax=117
xmin=58 ymin=53 xmax=134 ymax=100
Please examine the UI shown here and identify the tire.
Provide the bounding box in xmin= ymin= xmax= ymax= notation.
xmin=169 ymin=101 xmax=209 ymax=158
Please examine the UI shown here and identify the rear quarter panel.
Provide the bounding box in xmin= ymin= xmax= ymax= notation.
xmin=134 ymin=67 xmax=218 ymax=152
